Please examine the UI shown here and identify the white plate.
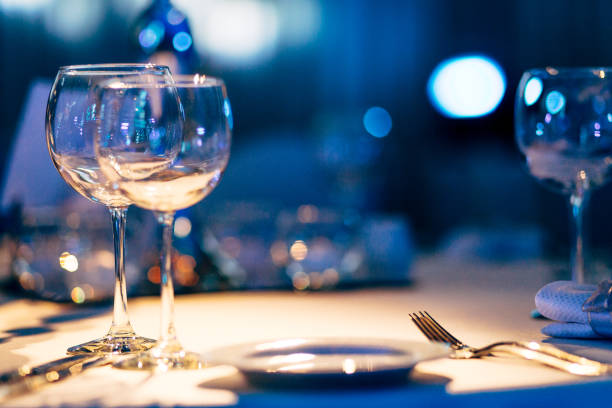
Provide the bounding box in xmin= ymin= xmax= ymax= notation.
xmin=208 ymin=338 xmax=449 ymax=388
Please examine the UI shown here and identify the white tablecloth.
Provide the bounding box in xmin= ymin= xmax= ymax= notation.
xmin=2 ymin=255 xmax=612 ymax=407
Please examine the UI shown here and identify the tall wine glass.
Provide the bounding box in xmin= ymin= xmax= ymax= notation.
xmin=46 ymin=63 xmax=176 ymax=354
xmin=96 ymin=74 xmax=232 ymax=369
xmin=515 ymin=67 xmax=612 ymax=283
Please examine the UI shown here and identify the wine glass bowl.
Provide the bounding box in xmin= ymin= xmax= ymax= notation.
xmin=97 ymin=75 xmax=230 ymax=212
xmin=515 ymin=67 xmax=612 ymax=283
xmin=46 ymin=63 xmax=175 ymax=354
xmin=95 ymin=74 xmax=232 ymax=369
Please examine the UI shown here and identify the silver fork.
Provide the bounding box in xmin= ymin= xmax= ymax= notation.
xmin=410 ymin=311 xmax=610 ymax=376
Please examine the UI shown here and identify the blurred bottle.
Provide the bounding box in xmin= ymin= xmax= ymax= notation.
xmin=131 ymin=0 xmax=196 ymax=73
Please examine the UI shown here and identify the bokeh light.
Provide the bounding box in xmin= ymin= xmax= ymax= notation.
xmin=224 ymin=99 xmax=234 ymax=130
xmin=290 ymin=240 xmax=308 ymax=261
xmin=59 ymin=252 xmax=79 ymax=272
xmin=270 ymin=241 xmax=289 ymax=266
xmin=0 ymin=0 xmax=50 ymax=11
xmin=139 ymin=21 xmax=165 ymax=51
xmin=148 ymin=266 xmax=161 ymax=284
xmin=44 ymin=0 xmax=104 ymax=41
xmin=172 ymin=31 xmax=192 ymax=52
xmin=180 ymin=0 xmax=279 ymax=64
xmin=427 ymin=55 xmax=506 ymax=118
xmin=71 ymin=286 xmax=86 ymax=304
xmin=292 ymin=271 xmax=310 ymax=290
xmin=524 ymin=77 xmax=543 ymax=106
xmin=545 ymin=90 xmax=566 ymax=114
xmin=166 ymin=8 xmax=186 ymax=25
xmin=297 ymin=204 xmax=319 ymax=223
xmin=363 ymin=107 xmax=392 ymax=138
xmin=174 ymin=216 xmax=192 ymax=238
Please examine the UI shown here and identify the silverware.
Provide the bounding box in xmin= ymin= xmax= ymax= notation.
xmin=410 ymin=311 xmax=611 ymax=376
xmin=0 ymin=355 xmax=111 ymax=402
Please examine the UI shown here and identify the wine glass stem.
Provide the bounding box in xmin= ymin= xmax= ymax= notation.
xmin=158 ymin=212 xmax=179 ymax=347
xmin=570 ymin=191 xmax=589 ymax=284
xmin=108 ymin=206 xmax=135 ymax=336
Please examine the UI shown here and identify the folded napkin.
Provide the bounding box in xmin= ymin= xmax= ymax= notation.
xmin=535 ymin=280 xmax=612 ymax=338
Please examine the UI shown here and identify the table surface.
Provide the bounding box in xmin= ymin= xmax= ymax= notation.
xmin=2 ymin=254 xmax=612 ymax=407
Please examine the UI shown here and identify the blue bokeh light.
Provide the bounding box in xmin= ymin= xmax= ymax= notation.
xmin=166 ymin=8 xmax=185 ymax=25
xmin=363 ymin=107 xmax=392 ymax=138
xmin=427 ymin=55 xmax=506 ymax=118
xmin=172 ymin=31 xmax=192 ymax=52
xmin=224 ymin=99 xmax=234 ymax=130
xmin=545 ymin=91 xmax=566 ymax=114
xmin=138 ymin=21 xmax=164 ymax=50
xmin=524 ymin=77 xmax=543 ymax=106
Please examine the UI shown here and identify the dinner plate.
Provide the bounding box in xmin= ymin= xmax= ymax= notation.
xmin=208 ymin=338 xmax=449 ymax=388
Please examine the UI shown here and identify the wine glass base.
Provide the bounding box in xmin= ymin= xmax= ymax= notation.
xmin=67 ymin=335 xmax=156 ymax=355
xmin=113 ymin=349 xmax=205 ymax=371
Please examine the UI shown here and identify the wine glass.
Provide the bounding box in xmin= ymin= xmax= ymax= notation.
xmin=515 ymin=67 xmax=612 ymax=283
xmin=46 ymin=63 xmax=176 ymax=354
xmin=95 ymin=74 xmax=232 ymax=369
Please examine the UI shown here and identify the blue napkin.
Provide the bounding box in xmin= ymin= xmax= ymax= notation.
xmin=535 ymin=281 xmax=601 ymax=338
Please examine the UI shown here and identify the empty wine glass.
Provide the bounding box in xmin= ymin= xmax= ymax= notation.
xmin=46 ymin=63 xmax=176 ymax=354
xmin=96 ymin=74 xmax=232 ymax=369
xmin=515 ymin=67 xmax=612 ymax=283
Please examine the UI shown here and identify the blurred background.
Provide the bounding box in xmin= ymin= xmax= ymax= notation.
xmin=2 ymin=0 xmax=612 ymax=301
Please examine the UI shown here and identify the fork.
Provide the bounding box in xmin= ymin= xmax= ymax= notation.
xmin=410 ymin=311 xmax=611 ymax=376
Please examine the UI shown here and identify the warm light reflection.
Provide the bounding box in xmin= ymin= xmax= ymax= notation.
xmin=269 ymin=353 xmax=315 ymax=366
xmin=193 ymin=73 xmax=206 ymax=84
xmin=600 ymin=70 xmax=606 ymax=79
xmin=174 ymin=216 xmax=192 ymax=238
xmin=66 ymin=212 xmax=81 ymax=229
xmin=254 ymin=338 xmax=307 ymax=351
xmin=95 ymin=250 xmax=114 ymax=269
xmin=82 ymin=284 xmax=95 ymax=299
xmin=108 ymin=81 xmax=126 ymax=89
xmin=270 ymin=241 xmax=289 ymax=266
xmin=342 ymin=358 xmax=357 ymax=374
xmin=546 ymin=67 xmax=559 ymax=75
xmin=45 ymin=371 xmax=59 ymax=382
xmin=527 ymin=342 xmax=540 ymax=350
xmin=297 ymin=204 xmax=318 ymax=223
xmin=290 ymin=240 xmax=308 ymax=261
xmin=309 ymin=271 xmax=323 ymax=289
xmin=274 ymin=363 xmax=315 ymax=372
xmin=292 ymin=271 xmax=310 ymax=290
xmin=567 ymin=362 xmax=602 ymax=376
xmin=59 ymin=252 xmax=79 ymax=272
xmin=323 ymin=268 xmax=339 ymax=286
xmin=18 ymin=244 xmax=33 ymax=262
xmin=175 ymin=255 xmax=199 ymax=286
xmin=148 ymin=265 xmax=161 ymax=284
xmin=521 ymin=349 xmax=537 ymax=360
xmin=71 ymin=286 xmax=86 ymax=304
xmin=19 ymin=272 xmax=35 ymax=290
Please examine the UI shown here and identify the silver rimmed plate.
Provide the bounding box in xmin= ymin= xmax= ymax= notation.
xmin=208 ymin=338 xmax=449 ymax=388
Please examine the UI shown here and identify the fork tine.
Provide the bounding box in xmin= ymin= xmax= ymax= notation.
xmin=414 ymin=312 xmax=456 ymax=345
xmin=409 ymin=313 xmax=446 ymax=343
xmin=421 ymin=311 xmax=464 ymax=347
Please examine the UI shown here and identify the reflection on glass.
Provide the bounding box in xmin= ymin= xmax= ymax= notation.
xmin=515 ymin=67 xmax=612 ymax=283
xmin=96 ymin=74 xmax=231 ymax=370
xmin=46 ymin=63 xmax=173 ymax=354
